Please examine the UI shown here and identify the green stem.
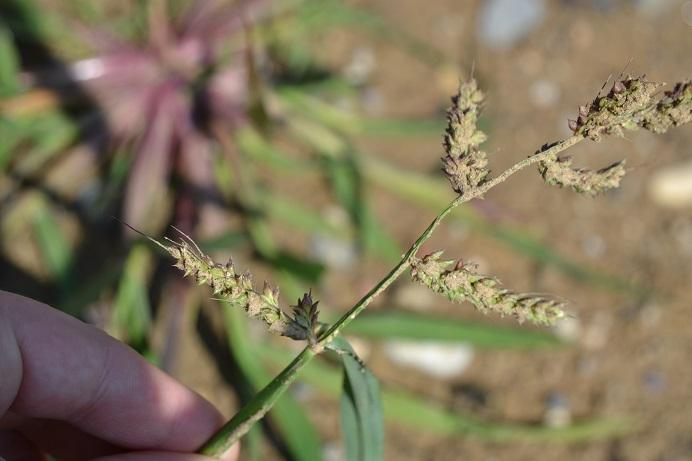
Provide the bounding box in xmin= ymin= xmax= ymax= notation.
xmin=198 ymin=134 xmax=583 ymax=458
xmin=199 ymin=347 xmax=317 ymax=455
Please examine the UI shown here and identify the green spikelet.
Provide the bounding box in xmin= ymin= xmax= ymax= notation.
xmin=159 ymin=233 xmax=316 ymax=341
xmin=442 ymin=78 xmax=489 ymax=195
xmin=538 ymin=156 xmax=626 ymax=196
xmin=411 ymin=252 xmax=565 ymax=326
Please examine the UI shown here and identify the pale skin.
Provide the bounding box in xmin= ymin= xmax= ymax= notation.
xmin=0 ymin=290 xmax=239 ymax=461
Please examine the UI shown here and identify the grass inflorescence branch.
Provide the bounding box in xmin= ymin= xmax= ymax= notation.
xmin=411 ymin=251 xmax=565 ymax=325
xmin=152 ymin=73 xmax=690 ymax=458
xmin=150 ymin=230 xmax=321 ymax=343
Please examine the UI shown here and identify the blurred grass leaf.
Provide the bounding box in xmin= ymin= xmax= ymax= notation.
xmin=289 ymin=0 xmax=446 ymax=66
xmin=357 ymin=117 xmax=444 ymax=138
xmin=11 ymin=112 xmax=78 ymax=175
xmin=112 ymin=245 xmax=152 ymax=351
xmin=323 ymin=154 xmax=400 ymax=262
xmin=0 ymin=25 xmax=21 ymax=97
xmin=30 ymin=198 xmax=72 ymax=286
xmin=342 ymin=311 xmax=562 ymax=349
xmin=197 ymin=230 xmax=247 ymax=254
xmin=258 ymin=344 xmax=632 ymax=443
xmin=330 ymin=338 xmax=384 ymax=461
xmin=278 ymin=87 xmax=443 ymax=138
xmin=235 ymin=124 xmax=310 ymax=170
xmin=0 ymin=117 xmax=24 ymax=170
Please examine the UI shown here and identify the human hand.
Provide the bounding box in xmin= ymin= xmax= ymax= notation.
xmin=0 ymin=290 xmax=239 ymax=461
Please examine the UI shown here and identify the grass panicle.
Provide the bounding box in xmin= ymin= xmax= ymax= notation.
xmin=155 ymin=70 xmax=689 ymax=456
xmin=410 ymin=251 xmax=565 ymax=326
xmin=538 ymin=156 xmax=627 ymax=196
xmin=160 ymin=233 xmax=318 ymax=341
xmin=442 ymin=78 xmax=489 ymax=195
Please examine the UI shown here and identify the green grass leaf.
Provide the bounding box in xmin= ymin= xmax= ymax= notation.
xmin=112 ymin=245 xmax=153 ymax=351
xmin=322 ymin=154 xmax=401 ymax=262
xmin=342 ymin=311 xmax=562 ymax=349
xmin=0 ymin=25 xmax=21 ymax=96
xmin=330 ymin=338 xmax=384 ymax=461
xmin=235 ymin=125 xmax=310 ymax=170
xmin=30 ymin=199 xmax=72 ymax=285
xmin=290 ymin=0 xmax=447 ymax=66
xmin=258 ymin=344 xmax=633 ymax=443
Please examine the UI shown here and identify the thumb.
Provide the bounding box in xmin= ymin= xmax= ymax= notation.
xmin=94 ymin=445 xmax=239 ymax=461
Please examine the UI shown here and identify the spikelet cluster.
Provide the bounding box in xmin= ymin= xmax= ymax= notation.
xmin=411 ymin=252 xmax=565 ymax=326
xmin=641 ymin=80 xmax=692 ymax=134
xmin=538 ymin=156 xmax=626 ymax=196
xmin=568 ymin=75 xmax=664 ymax=141
xmin=162 ymin=236 xmax=319 ymax=341
xmin=442 ymin=79 xmax=489 ymax=195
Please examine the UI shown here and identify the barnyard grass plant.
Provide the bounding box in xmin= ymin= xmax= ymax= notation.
xmin=154 ymin=73 xmax=691 ymax=458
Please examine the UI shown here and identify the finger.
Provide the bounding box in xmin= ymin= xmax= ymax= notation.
xmin=0 ymin=291 xmax=222 ymax=452
xmin=0 ymin=430 xmax=45 ymax=461
xmin=93 ymin=444 xmax=240 ymax=461
xmin=18 ymin=419 xmax=122 ymax=461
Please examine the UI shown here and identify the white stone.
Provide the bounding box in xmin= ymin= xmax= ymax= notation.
xmin=648 ymin=161 xmax=692 ymax=208
xmin=384 ymin=340 xmax=474 ymax=379
xmin=477 ymin=0 xmax=546 ymax=50
xmin=529 ymin=79 xmax=560 ymax=108
xmin=552 ymin=316 xmax=581 ymax=343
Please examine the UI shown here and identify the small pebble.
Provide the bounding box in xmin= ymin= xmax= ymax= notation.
xmin=648 ymin=161 xmax=692 ymax=208
xmin=291 ymin=381 xmax=315 ymax=402
xmin=384 ymin=340 xmax=474 ymax=379
xmin=393 ymin=283 xmax=437 ymax=311
xmin=344 ymin=47 xmax=376 ymax=85
xmin=323 ymin=442 xmax=344 ymax=461
xmin=553 ymin=316 xmax=582 ymax=343
xmin=529 ymin=79 xmax=561 ymax=108
xmin=581 ymin=233 xmax=607 ymax=259
xmin=544 ymin=392 xmax=572 ymax=428
xmin=477 ymin=0 xmax=546 ymax=50
xmin=643 ymin=370 xmax=666 ymax=394
xmin=309 ymin=234 xmax=358 ymax=270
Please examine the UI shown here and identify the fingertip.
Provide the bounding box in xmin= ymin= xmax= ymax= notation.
xmin=93 ymin=447 xmax=239 ymax=461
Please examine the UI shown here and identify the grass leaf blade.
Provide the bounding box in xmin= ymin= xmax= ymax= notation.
xmin=343 ymin=311 xmax=561 ymax=349
xmin=330 ymin=338 xmax=384 ymax=461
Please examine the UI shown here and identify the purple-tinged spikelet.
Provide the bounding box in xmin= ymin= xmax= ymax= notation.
xmin=442 ymin=79 xmax=489 ymax=195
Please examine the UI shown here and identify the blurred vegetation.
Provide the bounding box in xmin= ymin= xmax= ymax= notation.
xmin=0 ymin=1 xmax=640 ymax=459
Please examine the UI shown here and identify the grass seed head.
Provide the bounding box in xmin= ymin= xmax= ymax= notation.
xmin=442 ymin=79 xmax=490 ymax=195
xmin=641 ymin=80 xmax=692 ymax=134
xmin=538 ymin=156 xmax=626 ymax=196
xmin=161 ymin=236 xmax=317 ymax=341
xmin=571 ymin=75 xmax=664 ymax=141
xmin=411 ymin=252 xmax=565 ymax=326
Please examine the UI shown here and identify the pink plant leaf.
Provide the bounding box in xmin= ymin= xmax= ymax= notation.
xmin=123 ymin=82 xmax=182 ymax=231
